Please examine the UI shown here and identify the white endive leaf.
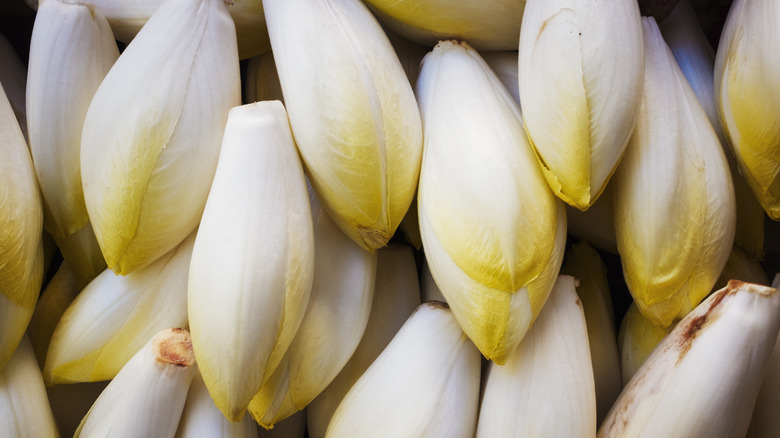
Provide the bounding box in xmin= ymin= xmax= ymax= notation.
xmin=27 ymin=0 xmax=118 ymax=239
xmin=417 ymin=40 xmax=565 ymax=364
xmin=248 ymin=193 xmax=376 ymax=428
xmin=307 ymin=245 xmax=420 ymax=438
xmin=363 ymin=0 xmax=525 ymax=50
xmin=176 ymin=371 xmax=258 ymax=438
xmin=81 ymin=0 xmax=241 ymax=275
xmin=617 ymin=303 xmax=675 ymax=386
xmin=0 ymin=34 xmax=27 ymax=138
xmin=188 ymin=101 xmax=314 ymax=422
xmin=75 ymin=328 xmax=197 ymax=438
xmin=480 ymin=51 xmax=520 ymax=106
xmin=325 ymin=302 xmax=481 ymax=438
xmin=599 ymin=280 xmax=780 ymax=437
xmin=613 ymin=17 xmax=735 ymax=328
xmin=44 ymin=231 xmax=195 ymax=385
xmin=661 ymin=0 xmax=765 ymax=261
xmin=748 ymin=274 xmax=780 ymax=437
xmin=518 ymin=0 xmax=644 ymax=210
xmin=477 ymin=275 xmax=596 ymax=438
xmin=714 ymin=0 xmax=780 ymax=220
xmin=562 ymin=242 xmax=621 ymax=424
xmin=0 ymin=82 xmax=43 ymax=370
xmin=264 ymin=0 xmax=423 ymax=251
xmin=0 ymin=336 xmax=58 ymax=437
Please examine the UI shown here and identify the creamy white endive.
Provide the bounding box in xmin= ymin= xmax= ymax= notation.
xmin=44 ymin=232 xmax=195 ymax=385
xmin=264 ymin=0 xmax=422 ymax=251
xmin=248 ymin=191 xmax=377 ymax=428
xmin=477 ymin=276 xmax=597 ymax=438
xmin=561 ymin=242 xmax=621 ymax=424
xmin=417 ymin=40 xmax=566 ymax=364
xmin=600 ymin=281 xmax=780 ymax=437
xmin=326 ymin=302 xmax=481 ymax=438
xmin=307 ymin=246 xmax=420 ymax=438
xmin=0 ymin=83 xmax=43 ymax=371
xmin=176 ymin=372 xmax=258 ymax=438
xmin=613 ymin=18 xmax=736 ymax=328
xmin=363 ymin=0 xmax=525 ymax=50
xmin=27 ymin=0 xmax=118 ymax=239
xmin=661 ymin=0 xmax=765 ymax=260
xmin=75 ymin=329 xmax=197 ymax=438
xmin=188 ymin=102 xmax=314 ymax=422
xmin=80 ymin=0 xmax=240 ymax=275
xmin=715 ymin=0 xmax=780 ymax=220
xmin=617 ymin=303 xmax=675 ymax=386
xmin=0 ymin=337 xmax=58 ymax=438
xmin=67 ymin=0 xmax=269 ymax=59
xmin=518 ymin=0 xmax=644 ymax=210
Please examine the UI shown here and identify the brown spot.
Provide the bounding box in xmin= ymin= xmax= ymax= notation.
xmin=424 ymin=300 xmax=450 ymax=311
xmin=358 ymin=226 xmax=389 ymax=251
xmin=574 ymin=297 xmax=582 ymax=308
xmin=153 ymin=328 xmax=195 ymax=367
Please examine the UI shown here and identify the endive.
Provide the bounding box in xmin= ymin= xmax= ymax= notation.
xmin=477 ymin=276 xmax=596 ymax=438
xmin=248 ymin=190 xmax=377 ymax=428
xmin=363 ymin=0 xmax=525 ymax=50
xmin=714 ymin=0 xmax=780 ymax=220
xmin=80 ymin=0 xmax=240 ymax=275
xmin=264 ymin=0 xmax=422 ymax=251
xmin=417 ymin=40 xmax=566 ymax=363
xmin=748 ymin=274 xmax=780 ymax=437
xmin=27 ymin=0 xmax=118 ymax=239
xmin=561 ymin=242 xmax=621 ymax=424
xmin=481 ymin=51 xmax=520 ymax=106
xmin=75 ymin=328 xmax=197 ymax=438
xmin=0 ymin=336 xmax=58 ymax=438
xmin=44 ymin=231 xmax=195 ymax=385
xmin=613 ymin=17 xmax=735 ymax=327
xmin=0 ymin=82 xmax=43 ymax=371
xmin=188 ymin=101 xmax=314 ymax=422
xmin=325 ymin=302 xmax=481 ymax=438
xmin=661 ymin=0 xmax=765 ymax=260
xmin=618 ymin=303 xmax=675 ymax=385
xmin=176 ymin=371 xmax=258 ymax=438
xmin=518 ymin=0 xmax=644 ymax=210
xmin=599 ymin=280 xmax=780 ymax=437
xmin=307 ymin=245 xmax=420 ymax=438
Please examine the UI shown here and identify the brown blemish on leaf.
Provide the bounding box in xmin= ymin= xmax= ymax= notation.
xmin=153 ymin=328 xmax=195 ymax=367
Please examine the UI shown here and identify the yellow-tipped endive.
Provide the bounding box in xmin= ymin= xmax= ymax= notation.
xmin=617 ymin=303 xmax=675 ymax=386
xmin=363 ymin=0 xmax=525 ymax=50
xmin=477 ymin=276 xmax=596 ymax=438
xmin=562 ymin=242 xmax=621 ymax=424
xmin=0 ymin=34 xmax=27 ymax=139
xmin=613 ymin=18 xmax=736 ymax=328
xmin=715 ymin=0 xmax=780 ymax=220
xmin=661 ymin=0 xmax=765 ymax=260
xmin=417 ymin=40 xmax=566 ymax=363
xmin=44 ymin=231 xmax=195 ymax=385
xmin=48 ymin=382 xmax=109 ymax=438
xmin=307 ymin=245 xmax=420 ymax=438
xmin=188 ymin=102 xmax=314 ymax=422
xmin=715 ymin=246 xmax=769 ymax=291
xmin=749 ymin=274 xmax=780 ymax=437
xmin=51 ymin=222 xmax=107 ymax=284
xmin=421 ymin=260 xmax=446 ymax=303
xmin=245 ymin=51 xmax=284 ymax=104
xmin=600 ymin=280 xmax=780 ymax=437
xmin=326 ymin=302 xmax=481 ymax=438
xmin=263 ymin=0 xmax=422 ymax=252
xmin=80 ymin=0 xmax=241 ymax=275
xmin=517 ymin=0 xmax=644 ymax=210
xmin=75 ymin=328 xmax=196 ymax=438
xmin=176 ymin=371 xmax=258 ymax=438
xmin=566 ymin=186 xmax=618 ymax=254
xmin=28 ymin=261 xmax=85 ymax=367
xmin=481 ymin=51 xmax=520 ymax=106
xmin=247 ymin=190 xmax=377 ymax=428
xmin=27 ymin=0 xmax=118 ymax=240
xmin=69 ymin=0 xmax=269 ymax=59
xmin=258 ymin=410 xmax=306 ymax=438
xmin=0 ymin=83 xmax=43 ymax=371
xmin=0 ymin=336 xmax=58 ymax=437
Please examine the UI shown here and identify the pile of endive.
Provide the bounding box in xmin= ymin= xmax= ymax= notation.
xmin=1 ymin=0 xmax=779 ymax=436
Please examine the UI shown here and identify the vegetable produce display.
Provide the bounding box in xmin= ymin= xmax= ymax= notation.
xmin=0 ymin=0 xmax=778 ymax=436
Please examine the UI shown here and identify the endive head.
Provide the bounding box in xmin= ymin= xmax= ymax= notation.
xmin=518 ymin=0 xmax=644 ymax=210
xmin=614 ymin=17 xmax=736 ymax=327
xmin=416 ymin=40 xmax=566 ymax=363
xmin=617 ymin=302 xmax=675 ymax=386
xmin=263 ymin=0 xmax=422 ymax=251
xmin=714 ymin=0 xmax=780 ymax=220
